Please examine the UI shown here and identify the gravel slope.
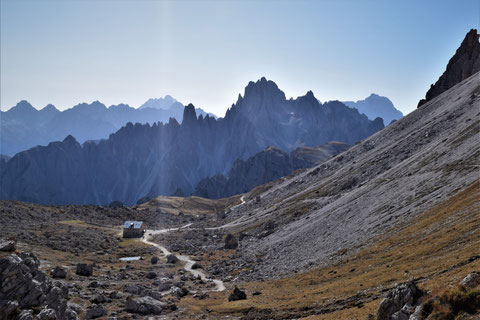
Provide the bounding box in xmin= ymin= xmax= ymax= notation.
xmin=222 ymin=72 xmax=480 ymax=279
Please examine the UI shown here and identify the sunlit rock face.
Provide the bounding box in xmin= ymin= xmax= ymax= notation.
xmin=0 ymin=78 xmax=383 ymax=205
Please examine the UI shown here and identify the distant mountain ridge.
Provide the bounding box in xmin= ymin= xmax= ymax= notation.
xmin=193 ymin=142 xmax=349 ymax=199
xmin=343 ymin=93 xmax=403 ymax=125
xmin=0 ymin=97 xmax=215 ymax=156
xmin=0 ymin=78 xmax=383 ymax=205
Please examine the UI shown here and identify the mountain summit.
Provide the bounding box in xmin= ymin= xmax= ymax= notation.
xmin=418 ymin=28 xmax=480 ymax=107
xmin=343 ymin=93 xmax=403 ymax=125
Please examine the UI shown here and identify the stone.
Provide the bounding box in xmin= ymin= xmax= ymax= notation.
xmin=0 ymin=239 xmax=16 ymax=252
xmin=166 ymin=254 xmax=178 ymax=264
xmin=158 ymin=282 xmax=172 ymax=292
xmin=93 ymin=294 xmax=107 ymax=304
xmin=76 ymin=263 xmax=93 ymax=276
xmin=18 ymin=309 xmax=34 ymax=320
xmin=86 ymin=304 xmax=107 ymax=319
xmin=0 ymin=300 xmax=19 ymax=319
xmin=224 ymin=234 xmax=238 ymax=250
xmin=171 ymin=286 xmax=188 ymax=299
xmin=150 ymin=256 xmax=159 ymax=265
xmin=67 ymin=302 xmax=83 ymax=315
xmin=376 ymin=281 xmax=423 ymax=320
xmin=191 ymin=262 xmax=202 ymax=269
xmin=37 ymin=308 xmax=57 ymax=320
xmin=51 ymin=266 xmax=67 ymax=279
xmin=228 ymin=286 xmax=247 ymax=301
xmin=146 ymin=271 xmax=157 ymax=279
xmin=124 ymin=284 xmax=142 ymax=295
xmin=125 ymin=296 xmax=168 ymax=315
xmin=460 ymin=271 xmax=480 ymax=288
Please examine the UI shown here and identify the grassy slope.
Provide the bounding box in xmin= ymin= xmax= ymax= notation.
xmin=181 ymin=180 xmax=480 ymax=319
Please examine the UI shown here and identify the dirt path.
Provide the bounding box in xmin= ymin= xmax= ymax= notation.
xmin=142 ymin=223 xmax=226 ymax=292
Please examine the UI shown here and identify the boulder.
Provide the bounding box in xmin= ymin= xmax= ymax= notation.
xmin=0 ymin=252 xmax=78 ymax=320
xmin=67 ymin=302 xmax=83 ymax=315
xmin=0 ymin=239 xmax=16 ymax=252
xmin=460 ymin=271 xmax=480 ymax=289
xmin=125 ymin=296 xmax=172 ymax=315
xmin=76 ymin=263 xmax=93 ymax=276
xmin=171 ymin=286 xmax=188 ymax=299
xmin=191 ymin=262 xmax=202 ymax=269
xmin=86 ymin=304 xmax=107 ymax=319
xmin=150 ymin=256 xmax=159 ymax=265
xmin=93 ymin=294 xmax=107 ymax=304
xmin=17 ymin=309 xmax=34 ymax=320
xmin=51 ymin=266 xmax=67 ymax=279
xmin=147 ymin=271 xmax=157 ymax=279
xmin=37 ymin=308 xmax=57 ymax=320
xmin=228 ymin=286 xmax=247 ymax=301
xmin=0 ymin=300 xmax=19 ymax=319
xmin=224 ymin=234 xmax=238 ymax=250
xmin=376 ymin=281 xmax=423 ymax=320
xmin=166 ymin=254 xmax=178 ymax=264
xmin=124 ymin=284 xmax=142 ymax=295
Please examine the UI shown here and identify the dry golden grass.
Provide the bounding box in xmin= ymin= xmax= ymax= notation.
xmin=181 ymin=180 xmax=480 ymax=319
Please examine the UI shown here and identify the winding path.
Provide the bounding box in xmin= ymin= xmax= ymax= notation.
xmin=141 ymin=223 xmax=226 ymax=292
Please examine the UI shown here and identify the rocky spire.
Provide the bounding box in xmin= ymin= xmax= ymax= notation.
xmin=182 ymin=103 xmax=197 ymax=125
xmin=418 ymin=29 xmax=480 ymax=107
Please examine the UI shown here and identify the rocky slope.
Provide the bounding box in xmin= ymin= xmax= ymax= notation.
xmin=193 ymin=142 xmax=349 ymax=199
xmin=0 ymin=79 xmax=382 ymax=205
xmin=0 ymin=97 xmax=212 ymax=156
xmin=343 ymin=93 xmax=403 ymax=125
xmin=418 ymin=28 xmax=480 ymax=107
xmin=218 ymin=71 xmax=480 ymax=279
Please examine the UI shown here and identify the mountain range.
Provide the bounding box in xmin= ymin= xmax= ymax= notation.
xmin=0 ymin=78 xmax=384 ymax=205
xmin=0 ymin=97 xmax=214 ymax=156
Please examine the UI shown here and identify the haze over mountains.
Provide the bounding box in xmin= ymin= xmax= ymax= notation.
xmin=0 ymin=78 xmax=384 ymax=205
xmin=0 ymin=97 xmax=214 ymax=156
xmin=343 ymin=93 xmax=403 ymax=125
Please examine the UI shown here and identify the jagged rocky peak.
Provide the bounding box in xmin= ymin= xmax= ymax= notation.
xmin=418 ymin=28 xmax=480 ymax=107
xmin=243 ymin=77 xmax=286 ymax=102
xmin=182 ymin=103 xmax=198 ymax=124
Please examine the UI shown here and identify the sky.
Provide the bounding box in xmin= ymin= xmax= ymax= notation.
xmin=1 ymin=0 xmax=479 ymax=116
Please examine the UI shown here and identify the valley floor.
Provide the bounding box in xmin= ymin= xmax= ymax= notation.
xmin=0 ymin=179 xmax=478 ymax=319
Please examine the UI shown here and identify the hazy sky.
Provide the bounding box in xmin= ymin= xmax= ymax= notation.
xmin=1 ymin=0 xmax=479 ymax=116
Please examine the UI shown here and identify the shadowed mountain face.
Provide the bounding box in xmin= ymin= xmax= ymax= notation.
xmin=193 ymin=142 xmax=349 ymax=199
xmin=0 ymin=79 xmax=383 ymax=205
xmin=0 ymin=97 xmax=214 ymax=156
xmin=418 ymin=28 xmax=480 ymax=107
xmin=343 ymin=93 xmax=403 ymax=125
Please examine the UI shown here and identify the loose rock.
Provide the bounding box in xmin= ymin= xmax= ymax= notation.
xmin=228 ymin=286 xmax=247 ymax=301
